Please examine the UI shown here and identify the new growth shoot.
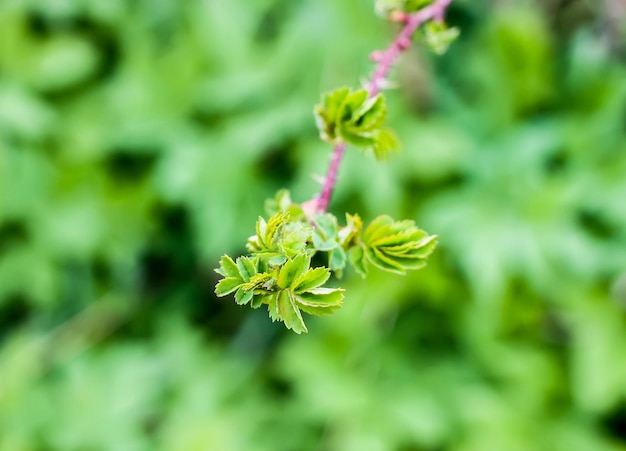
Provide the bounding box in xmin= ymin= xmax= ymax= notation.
xmin=215 ymin=0 xmax=457 ymax=333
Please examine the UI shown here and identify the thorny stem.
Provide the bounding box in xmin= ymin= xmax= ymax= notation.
xmin=313 ymin=142 xmax=346 ymax=214
xmin=311 ymin=0 xmax=453 ymax=214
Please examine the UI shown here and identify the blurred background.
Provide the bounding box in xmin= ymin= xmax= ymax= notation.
xmin=1 ymin=0 xmax=625 ymax=449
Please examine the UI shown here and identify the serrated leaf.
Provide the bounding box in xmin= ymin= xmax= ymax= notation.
xmin=296 ymin=287 xmax=344 ymax=308
xmin=297 ymin=304 xmax=340 ymax=316
xmin=373 ymin=228 xmax=429 ymax=247
xmin=351 ymin=94 xmax=386 ymax=132
xmin=235 ymin=288 xmax=254 ymax=305
xmin=277 ymin=290 xmax=307 ymax=333
xmin=296 ymin=288 xmax=344 ymax=317
xmin=293 ymin=267 xmax=331 ymax=293
xmin=338 ymin=126 xmax=375 ymax=149
xmin=372 ymin=128 xmax=400 ymax=160
xmin=341 ymin=89 xmax=369 ymax=120
xmin=367 ymin=247 xmax=406 ymax=274
xmin=236 ymin=257 xmax=256 ymax=282
xmin=314 ymin=87 xmax=399 ymax=160
xmin=329 ymin=246 xmax=347 ymax=272
xmin=348 ymin=245 xmax=368 ymax=277
xmin=250 ymin=212 xmax=311 ymax=264
xmin=264 ymin=212 xmax=289 ymax=248
xmin=268 ymin=293 xmax=280 ymax=321
xmin=360 ymin=216 xmax=438 ymax=275
xmin=215 ymin=277 xmax=243 ymax=296
xmin=313 ymin=233 xmax=337 ymax=251
xmin=406 ymin=236 xmax=438 ymax=258
xmin=277 ymin=253 xmax=310 ymax=289
xmin=384 ymin=235 xmax=438 ymax=258
xmin=251 ymin=294 xmax=268 ymax=309
xmin=268 ymin=254 xmax=287 ymax=266
xmin=215 ymin=255 xmax=239 ymax=278
xmin=256 ymin=257 xmax=269 ymax=273
xmin=314 ymin=87 xmax=351 ymax=142
xmin=242 ymin=272 xmax=275 ymax=292
xmin=312 ymin=214 xmax=339 ymax=251
xmin=389 ymin=258 xmax=427 ymax=270
xmin=363 ymin=215 xmax=394 ymax=243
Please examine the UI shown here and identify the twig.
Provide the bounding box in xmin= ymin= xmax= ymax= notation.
xmin=312 ymin=0 xmax=453 ymax=214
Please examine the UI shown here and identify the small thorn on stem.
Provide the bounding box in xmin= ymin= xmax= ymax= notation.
xmin=396 ymin=36 xmax=411 ymax=50
xmin=389 ymin=10 xmax=409 ymax=23
xmin=369 ymin=50 xmax=385 ymax=63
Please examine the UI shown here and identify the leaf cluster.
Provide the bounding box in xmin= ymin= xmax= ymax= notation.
xmin=215 ymin=0 xmax=455 ymax=333
xmin=215 ymin=192 xmax=437 ymax=333
xmin=314 ymin=87 xmax=399 ymax=160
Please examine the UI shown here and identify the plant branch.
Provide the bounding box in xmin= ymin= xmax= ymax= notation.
xmin=311 ymin=0 xmax=453 ymax=214
xmin=313 ymin=142 xmax=346 ymax=214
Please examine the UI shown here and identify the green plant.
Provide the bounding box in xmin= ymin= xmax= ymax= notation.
xmin=215 ymin=0 xmax=457 ymax=333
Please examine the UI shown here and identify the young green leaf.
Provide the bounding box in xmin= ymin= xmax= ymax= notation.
xmin=348 ymin=245 xmax=368 ymax=278
xmin=277 ymin=290 xmax=308 ymax=334
xmin=268 ymin=293 xmax=280 ymax=322
xmin=314 ymin=87 xmax=351 ymax=143
xmin=372 ymin=128 xmax=400 ymax=160
xmin=215 ymin=255 xmax=262 ymax=305
xmin=297 ymin=287 xmax=345 ymax=306
xmin=312 ymin=213 xmax=339 ymax=251
xmin=329 ymin=246 xmax=347 ymax=273
xmin=295 ymin=287 xmax=344 ymax=316
xmin=280 ymin=221 xmax=312 ymax=257
xmin=236 ymin=257 xmax=257 ymax=282
xmin=424 ymin=21 xmax=460 ymax=55
xmin=293 ymin=267 xmax=331 ymax=292
xmin=214 ymin=254 xmax=248 ymax=296
xmin=360 ymin=215 xmax=438 ymax=275
xmin=271 ymin=261 xmax=345 ymax=330
xmin=277 ymin=254 xmax=310 ymax=289
xmin=314 ymin=88 xmax=398 ymax=160
xmin=247 ymin=212 xmax=312 ymax=263
xmin=351 ymin=95 xmax=387 ymax=132
xmin=234 ymin=288 xmax=254 ymax=305
xmin=215 ymin=255 xmax=240 ymax=278
xmin=264 ymin=212 xmax=289 ymax=248
xmin=215 ymin=277 xmax=243 ymax=296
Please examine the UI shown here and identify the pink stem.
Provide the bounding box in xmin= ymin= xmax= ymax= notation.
xmin=313 ymin=0 xmax=453 ymax=214
xmin=314 ymin=142 xmax=346 ymax=214
xmin=368 ymin=0 xmax=453 ymax=97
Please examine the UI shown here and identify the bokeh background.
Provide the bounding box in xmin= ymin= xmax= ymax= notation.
xmin=1 ymin=0 xmax=626 ymax=449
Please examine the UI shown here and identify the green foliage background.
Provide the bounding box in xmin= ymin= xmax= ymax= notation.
xmin=1 ymin=0 xmax=626 ymax=449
